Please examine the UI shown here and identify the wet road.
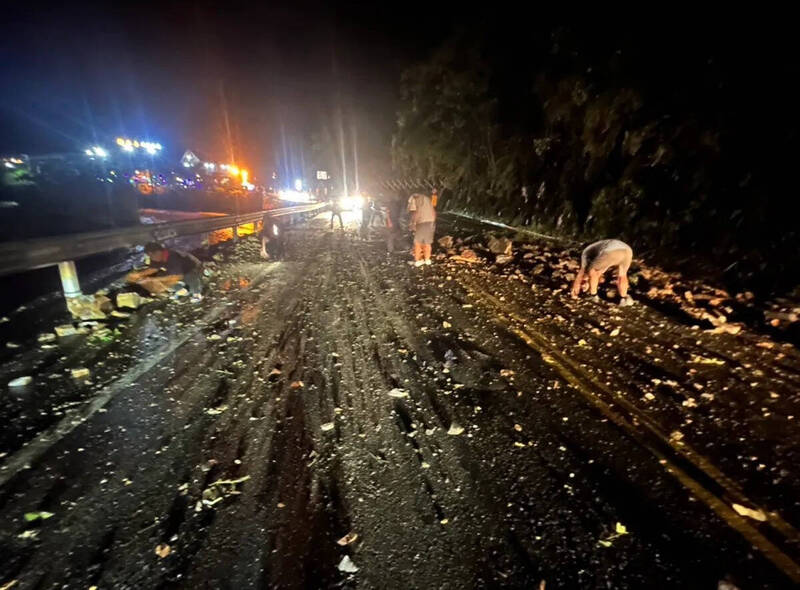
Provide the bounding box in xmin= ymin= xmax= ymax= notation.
xmin=1 ymin=214 xmax=799 ymax=589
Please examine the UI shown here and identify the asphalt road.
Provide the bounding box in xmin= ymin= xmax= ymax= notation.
xmin=1 ymin=213 xmax=799 ymax=589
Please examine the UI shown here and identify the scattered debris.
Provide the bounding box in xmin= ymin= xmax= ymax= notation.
xmin=447 ymin=423 xmax=465 ymax=436
xmin=337 ymin=532 xmax=359 ymax=546
xmin=205 ymin=405 xmax=229 ymax=415
xmin=71 ymin=368 xmax=90 ymax=379
xmin=67 ymin=294 xmax=113 ymax=320
xmin=438 ymin=235 xmax=454 ymax=249
xmin=290 ymin=381 xmax=304 ymax=389
xmin=337 ymin=555 xmax=358 ymax=573
xmin=37 ymin=333 xmax=56 ymax=343
xmin=111 ymin=310 xmax=131 ymax=319
xmin=200 ymin=476 xmax=250 ymax=509
xmin=495 ymin=254 xmax=514 ymax=265
xmin=451 ymin=248 xmax=478 ymax=263
xmin=116 ymin=292 xmax=144 ymax=310
xmin=388 ymin=388 xmax=408 ymax=398
xmin=54 ymin=324 xmax=78 ymax=337
xmin=442 ymin=321 xmax=452 ymax=328
xmin=23 ymin=511 xmax=54 ymax=522
xmin=8 ymin=376 xmax=33 ymax=388
xmin=488 ymin=236 xmax=513 ymax=255
xmin=155 ymin=544 xmax=171 ymax=558
xmin=321 ymin=422 xmax=335 ymax=431
xmin=598 ymin=522 xmax=629 ymax=547
xmin=731 ymin=503 xmax=767 ymax=522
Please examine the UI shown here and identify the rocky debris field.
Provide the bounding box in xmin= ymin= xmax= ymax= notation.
xmin=0 ymin=213 xmax=799 ymax=589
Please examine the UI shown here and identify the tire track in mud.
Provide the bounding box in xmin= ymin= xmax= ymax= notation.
xmin=456 ymin=256 xmax=800 ymax=532
xmin=458 ymin=274 xmax=800 ymax=584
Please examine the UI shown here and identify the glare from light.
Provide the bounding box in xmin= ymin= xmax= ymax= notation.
xmin=144 ymin=145 xmax=156 ymax=155
xmin=4 ymin=162 xmax=14 ymax=169
xmin=241 ymin=170 xmax=249 ymax=185
xmin=122 ymin=144 xmax=134 ymax=152
xmin=93 ymin=146 xmax=107 ymax=158
xmin=338 ymin=194 xmax=364 ymax=211
xmin=116 ymin=138 xmax=125 ymax=146
xmin=229 ymin=165 xmax=240 ymax=176
xmin=272 ymin=224 xmax=279 ymax=236
xmin=277 ymin=189 xmax=312 ymax=202
xmin=85 ymin=149 xmax=94 ymax=156
xmin=294 ymin=178 xmax=302 ymax=191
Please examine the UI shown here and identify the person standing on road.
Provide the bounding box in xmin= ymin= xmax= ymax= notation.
xmin=329 ymin=197 xmax=344 ymax=230
xmin=384 ymin=192 xmax=405 ymax=253
xmin=407 ymin=192 xmax=436 ymax=266
xmin=260 ymin=212 xmax=286 ymax=261
xmin=571 ymin=239 xmax=634 ymax=305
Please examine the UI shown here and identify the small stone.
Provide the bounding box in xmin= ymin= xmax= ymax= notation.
xmin=337 ymin=555 xmax=358 ymax=573
xmin=447 ymin=423 xmax=464 ymax=435
xmin=54 ymin=324 xmax=78 ymax=337
xmin=8 ymin=376 xmax=33 ymax=387
xmin=321 ymin=422 xmax=335 ymax=431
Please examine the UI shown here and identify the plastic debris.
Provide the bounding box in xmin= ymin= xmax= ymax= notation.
xmin=388 ymin=388 xmax=408 ymax=398
xmin=8 ymin=376 xmax=33 ymax=388
xmin=71 ymin=368 xmax=90 ymax=379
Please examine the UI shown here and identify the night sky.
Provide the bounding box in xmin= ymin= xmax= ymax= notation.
xmin=0 ymin=1 xmax=445 ymax=184
xmin=3 ymin=5 xmax=798 ymax=189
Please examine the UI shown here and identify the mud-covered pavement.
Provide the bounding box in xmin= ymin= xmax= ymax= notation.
xmin=2 ymin=214 xmax=800 ymax=589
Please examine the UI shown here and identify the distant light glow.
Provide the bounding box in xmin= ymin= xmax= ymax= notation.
xmin=277 ymin=189 xmax=312 ymax=203
xmin=339 ymin=194 xmax=364 ymax=211
xmin=294 ymin=178 xmax=302 ymax=191
xmin=85 ymin=149 xmax=94 ymax=156
xmin=241 ymin=170 xmax=249 ymax=185
xmin=116 ymin=137 xmax=162 ymax=154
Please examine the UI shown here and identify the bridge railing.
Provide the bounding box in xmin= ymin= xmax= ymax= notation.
xmin=0 ymin=202 xmax=328 ymax=302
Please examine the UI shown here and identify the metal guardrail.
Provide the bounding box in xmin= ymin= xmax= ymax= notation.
xmin=0 ymin=202 xmax=328 ymax=277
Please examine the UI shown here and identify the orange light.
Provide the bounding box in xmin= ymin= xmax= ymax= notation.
xmin=241 ymin=170 xmax=249 ymax=184
xmin=229 ymin=165 xmax=240 ymax=176
xmin=116 ymin=137 xmax=124 ymax=146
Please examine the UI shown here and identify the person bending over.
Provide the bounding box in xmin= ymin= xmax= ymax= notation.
xmin=571 ymin=239 xmax=633 ymax=305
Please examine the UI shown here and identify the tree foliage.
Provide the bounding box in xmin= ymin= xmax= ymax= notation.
xmin=392 ymin=29 xmax=800 ymax=291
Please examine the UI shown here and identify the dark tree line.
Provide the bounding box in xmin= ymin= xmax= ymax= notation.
xmin=392 ymin=24 xmax=800 ymax=292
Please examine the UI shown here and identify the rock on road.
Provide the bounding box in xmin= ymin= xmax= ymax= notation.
xmin=1 ymin=214 xmax=799 ymax=589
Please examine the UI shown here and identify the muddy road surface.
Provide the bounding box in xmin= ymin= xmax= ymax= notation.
xmin=1 ymin=214 xmax=799 ymax=589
